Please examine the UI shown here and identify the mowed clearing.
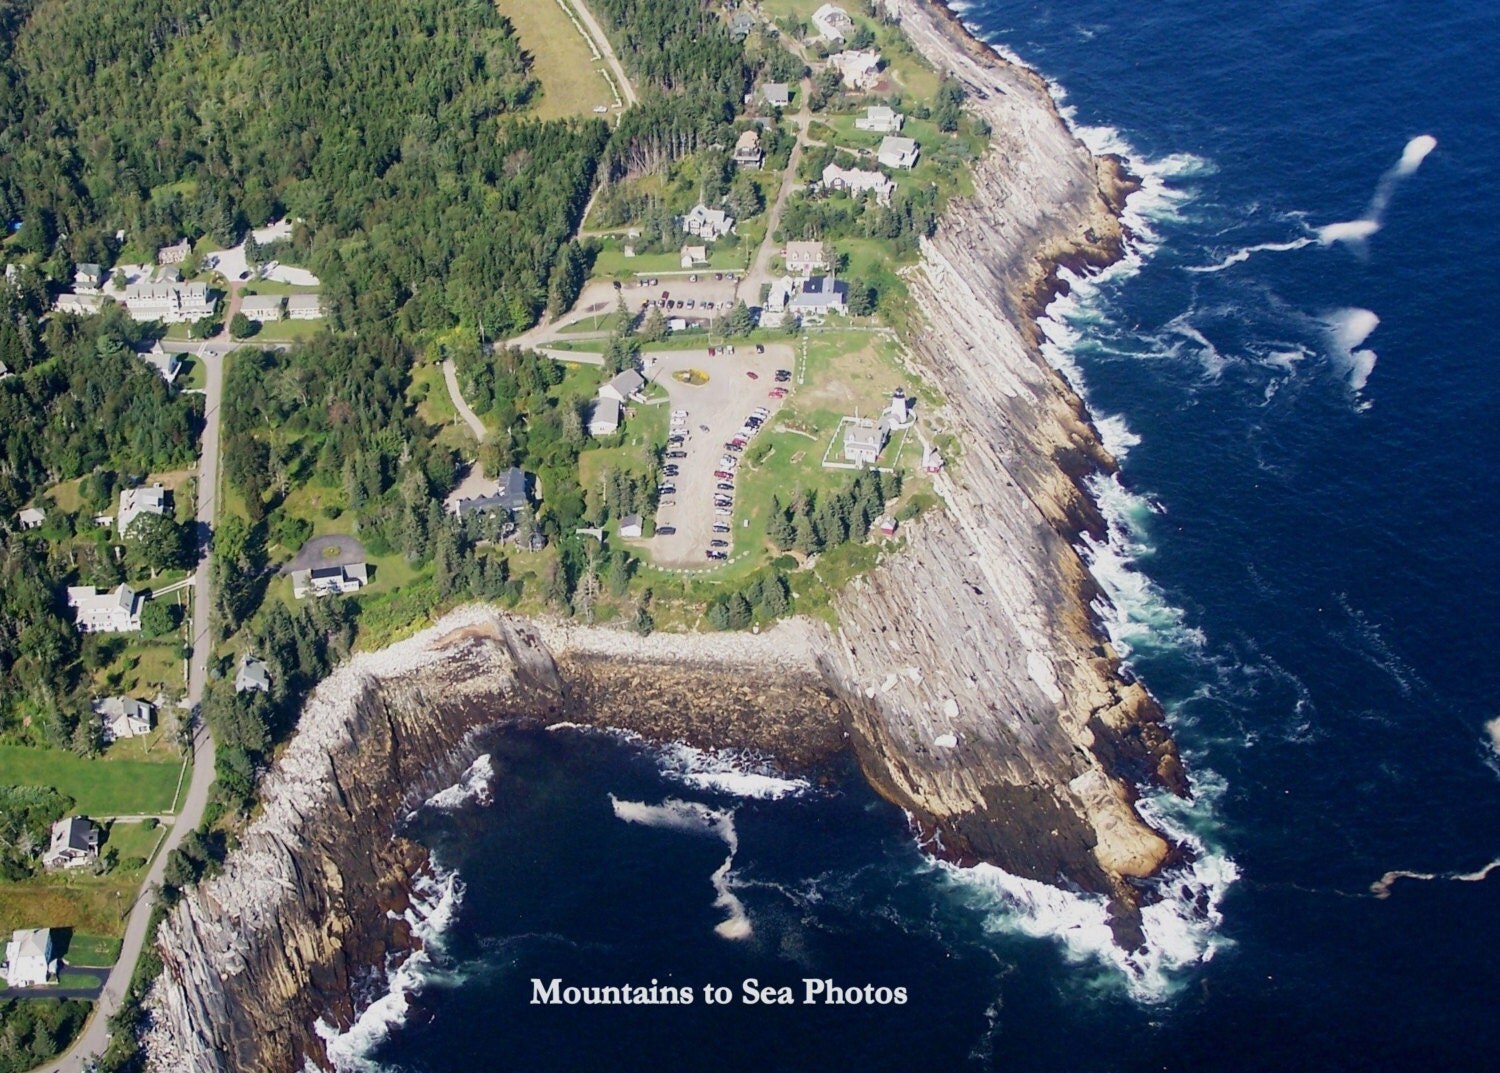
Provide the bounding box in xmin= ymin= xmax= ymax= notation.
xmin=498 ymin=0 xmax=618 ymax=120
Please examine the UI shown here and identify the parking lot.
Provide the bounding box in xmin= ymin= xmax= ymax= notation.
xmin=640 ymin=344 xmax=795 ymax=567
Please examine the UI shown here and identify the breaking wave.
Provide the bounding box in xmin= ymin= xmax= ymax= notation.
xmin=547 ymin=723 xmax=810 ymax=800
xmin=609 ymin=795 xmax=752 ymax=940
xmin=417 ymin=754 xmax=494 ymax=814
xmin=313 ymin=865 xmax=464 ymax=1073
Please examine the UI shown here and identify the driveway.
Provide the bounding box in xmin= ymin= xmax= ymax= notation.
xmin=638 ymin=344 xmax=794 ymax=567
xmin=280 ymin=534 xmax=368 ymax=575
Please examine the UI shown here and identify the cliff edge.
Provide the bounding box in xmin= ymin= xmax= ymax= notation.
xmin=810 ymin=0 xmax=1184 ymax=923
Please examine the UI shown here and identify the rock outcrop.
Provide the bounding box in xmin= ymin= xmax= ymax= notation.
xmin=808 ymin=0 xmax=1184 ymax=924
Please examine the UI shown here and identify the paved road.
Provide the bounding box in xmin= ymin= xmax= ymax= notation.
xmin=35 ymin=298 xmax=229 ymax=1073
xmin=567 ymin=0 xmax=638 ymax=108
xmin=743 ymin=80 xmax=814 ymax=304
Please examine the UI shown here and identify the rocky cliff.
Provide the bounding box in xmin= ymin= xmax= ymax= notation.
xmin=144 ymin=610 xmax=847 ymax=1072
xmin=809 ymin=0 xmax=1185 ymax=926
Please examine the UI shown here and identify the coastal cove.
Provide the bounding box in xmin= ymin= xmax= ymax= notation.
xmin=135 ymin=2 xmax=1223 ymax=1066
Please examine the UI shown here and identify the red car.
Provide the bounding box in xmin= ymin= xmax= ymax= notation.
xmin=746 ymin=371 xmax=758 ymax=379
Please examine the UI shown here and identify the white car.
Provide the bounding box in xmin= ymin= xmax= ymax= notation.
xmin=715 ymin=507 xmax=733 ymax=516
xmin=672 ymin=410 xmax=688 ymax=418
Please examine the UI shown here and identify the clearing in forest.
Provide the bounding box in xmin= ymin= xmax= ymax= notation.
xmin=498 ymin=0 xmax=619 ymax=120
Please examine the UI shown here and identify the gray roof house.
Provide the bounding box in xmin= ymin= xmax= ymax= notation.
xmin=16 ymin=506 xmax=45 ymax=530
xmin=118 ymin=483 xmax=168 ymax=536
xmin=789 ymin=276 xmax=849 ymax=315
xmin=761 ymin=82 xmax=791 ymax=109
xmin=856 ymin=105 xmax=904 ymax=133
xmin=43 ymin=817 xmax=99 ymax=871
xmin=235 ymin=654 xmax=272 ymax=694
xmin=452 ymin=466 xmax=531 ymax=519
xmin=285 ymin=293 xmax=325 ymax=320
xmin=74 ymin=263 xmax=106 ymax=293
xmin=588 ymin=397 xmax=622 ymax=436
xmin=93 ymin=695 xmax=155 ymax=741
xmin=600 ymin=368 xmax=646 ymax=403
xmin=877 ymin=135 xmax=920 ymax=170
xmin=729 ymin=12 xmax=756 ymax=37
xmin=843 ymin=417 xmax=891 ymax=466
xmin=239 ymin=295 xmax=284 ymax=322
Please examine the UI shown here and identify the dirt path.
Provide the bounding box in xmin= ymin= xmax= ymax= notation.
xmin=443 ymin=359 xmax=489 ymax=445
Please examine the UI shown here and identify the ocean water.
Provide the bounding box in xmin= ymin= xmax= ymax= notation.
xmin=344 ymin=2 xmax=1500 ymax=1068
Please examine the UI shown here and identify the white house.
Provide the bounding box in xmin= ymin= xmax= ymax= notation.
xmin=843 ymin=417 xmax=890 ymax=466
xmin=679 ymin=204 xmax=736 ymax=242
xmin=291 ymin=562 xmax=367 ymax=599
xmin=136 ymin=341 xmax=182 ymax=383
xmin=821 ymin=164 xmax=894 ymax=204
xmin=829 ymin=49 xmax=882 ymax=90
xmin=619 ymin=514 xmax=643 ymax=539
xmin=118 ymin=483 xmax=168 ymax=536
xmin=157 ymin=240 xmax=191 ymax=265
xmin=234 ymin=654 xmax=272 ymax=695
xmin=239 ymin=295 xmax=283 ymax=322
xmin=783 ymin=240 xmax=828 ymax=274
xmin=94 ymin=696 xmax=155 ymax=741
xmin=43 ymin=817 xmax=99 ymax=871
xmin=856 ymin=105 xmax=904 ymax=133
xmin=4 ymin=929 xmax=56 ymax=988
xmin=588 ymin=397 xmax=622 ymax=436
xmin=764 ymin=276 xmax=799 ymax=317
xmin=599 ymin=369 xmax=646 ymax=403
xmin=680 ymin=244 xmax=709 ymax=269
xmin=811 ymin=3 xmax=853 ymax=41
xmin=123 ymin=282 xmax=214 ymax=324
xmin=16 ymin=507 xmax=45 ymax=530
xmin=921 ymin=440 xmax=944 ymax=473
xmin=285 ymin=293 xmax=325 ymax=320
xmin=877 ymin=135 xmax=920 ymax=170
xmin=67 ymin=585 xmax=143 ymax=633
xmin=53 ymin=292 xmax=105 ymax=316
xmin=732 ymin=128 xmax=764 ymax=169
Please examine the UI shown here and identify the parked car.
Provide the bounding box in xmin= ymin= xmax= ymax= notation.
xmin=689 ymin=274 xmax=699 ymax=283
xmin=716 ymin=482 xmax=735 ymax=492
xmin=710 ymin=539 xmax=729 ymax=548
xmin=713 ymin=523 xmax=731 ymax=533
xmin=656 ymin=526 xmax=676 ymax=536
xmin=659 ymin=484 xmax=676 ymax=495
xmin=663 ymin=466 xmax=679 ymax=477
xmin=714 ymin=470 xmax=734 ymax=480
xmin=706 ymin=550 xmax=727 ymax=560
xmin=714 ymin=272 xmax=724 ymax=281
xmin=672 ymin=409 xmax=688 ymax=418
xmin=746 ymin=371 xmax=758 ymax=380
xmin=755 ymin=344 xmax=765 ymax=354
xmin=714 ymin=508 xmax=733 ymax=517
xmin=667 ymin=450 xmax=687 ymax=459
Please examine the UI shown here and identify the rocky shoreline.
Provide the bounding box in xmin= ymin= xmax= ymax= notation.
xmin=143 ymin=3 xmax=1189 ymax=1068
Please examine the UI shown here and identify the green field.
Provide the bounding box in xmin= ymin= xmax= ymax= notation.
xmin=0 ymin=745 xmax=186 ymax=816
xmin=497 ymin=0 xmax=618 ymax=119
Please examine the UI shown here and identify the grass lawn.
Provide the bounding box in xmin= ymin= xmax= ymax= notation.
xmin=592 ymin=244 xmax=750 ymax=279
xmin=245 ymin=318 xmax=324 ymax=343
xmin=101 ymin=820 xmax=164 ymax=867
xmin=177 ymin=354 xmax=208 ymax=391
xmin=58 ymin=933 xmax=121 ymax=967
xmin=91 ymin=635 xmax=187 ymax=703
xmin=497 ymin=0 xmax=619 ymax=119
xmin=0 ymin=744 xmax=186 ymax=816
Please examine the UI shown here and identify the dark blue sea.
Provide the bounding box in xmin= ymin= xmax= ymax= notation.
xmin=338 ymin=2 xmax=1500 ymax=1068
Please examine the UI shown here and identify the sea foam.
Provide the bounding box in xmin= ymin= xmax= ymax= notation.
xmin=312 ymin=865 xmax=464 ymax=1072
xmin=418 ymin=754 xmax=495 ymax=813
xmin=547 ymin=723 xmax=810 ymax=801
xmin=610 ymin=796 xmax=752 ymax=940
xmin=1322 ymin=307 xmax=1380 ymax=395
